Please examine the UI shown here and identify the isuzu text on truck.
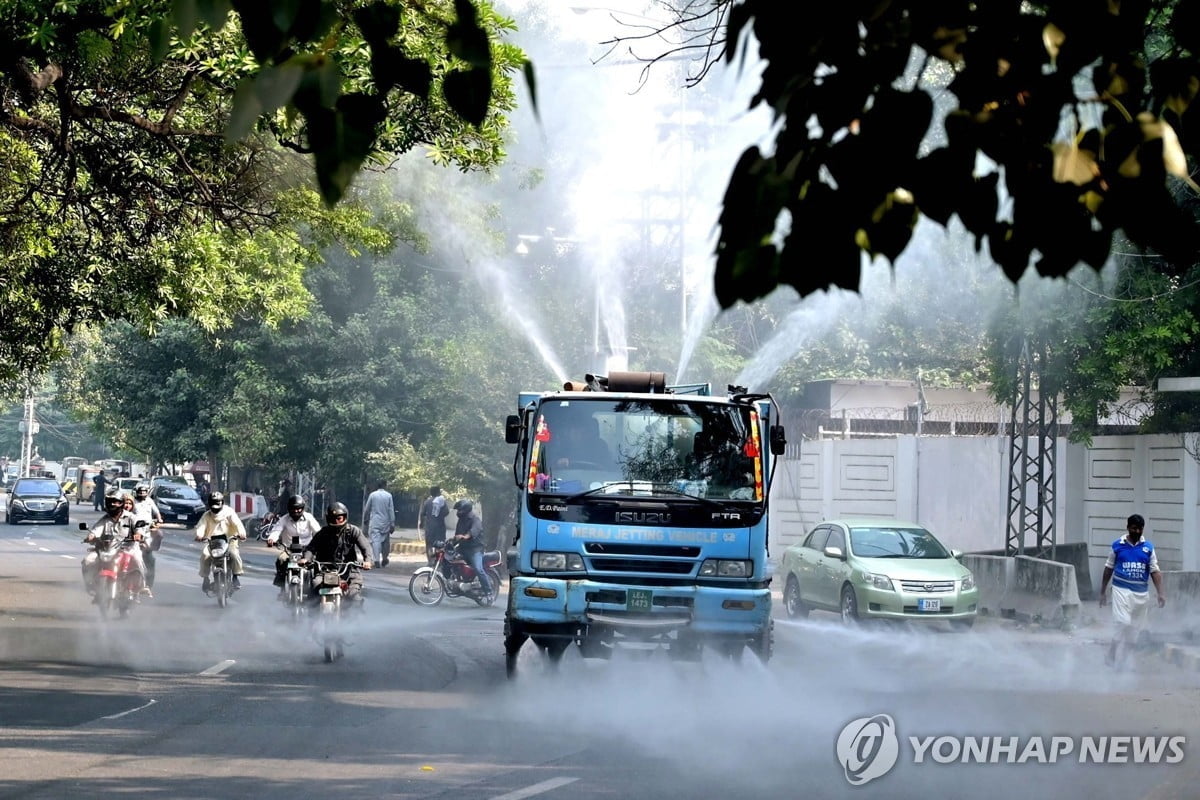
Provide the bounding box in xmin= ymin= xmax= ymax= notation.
xmin=503 ymin=370 xmax=786 ymax=676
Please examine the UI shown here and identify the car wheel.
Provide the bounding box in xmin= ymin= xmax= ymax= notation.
xmin=950 ymin=617 xmax=975 ymax=631
xmin=784 ymin=575 xmax=809 ymax=618
xmin=840 ymin=584 xmax=860 ymax=625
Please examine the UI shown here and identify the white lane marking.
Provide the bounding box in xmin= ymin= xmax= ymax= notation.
xmin=60 ymin=555 xmax=74 ymax=560
xmin=26 ymin=540 xmax=37 ymax=545
xmin=38 ymin=547 xmax=50 ymax=552
xmin=489 ymin=777 xmax=579 ymax=800
xmin=198 ymin=660 xmax=236 ymax=676
xmin=102 ymin=699 xmax=157 ymax=720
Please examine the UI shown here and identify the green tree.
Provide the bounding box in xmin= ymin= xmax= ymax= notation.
xmin=0 ymin=0 xmax=523 ymax=382
xmin=619 ymin=1 xmax=1200 ymax=307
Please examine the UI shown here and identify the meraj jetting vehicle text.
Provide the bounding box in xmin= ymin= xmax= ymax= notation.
xmin=503 ymin=370 xmax=786 ymax=676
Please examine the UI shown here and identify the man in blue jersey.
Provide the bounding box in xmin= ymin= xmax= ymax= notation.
xmin=1098 ymin=514 xmax=1166 ymax=667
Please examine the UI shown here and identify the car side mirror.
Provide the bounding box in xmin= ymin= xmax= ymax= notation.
xmin=951 ymin=549 xmax=963 ymax=560
xmin=769 ymin=424 xmax=787 ymax=456
xmin=505 ymin=415 xmax=523 ymax=444
xmin=823 ymin=545 xmax=845 ymax=560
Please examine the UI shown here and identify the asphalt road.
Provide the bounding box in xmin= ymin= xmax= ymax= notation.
xmin=2 ymin=511 xmax=1199 ymax=800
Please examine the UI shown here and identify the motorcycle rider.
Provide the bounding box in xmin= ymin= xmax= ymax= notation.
xmin=194 ymin=491 xmax=248 ymax=593
xmin=130 ymin=483 xmax=164 ymax=593
xmin=451 ymin=499 xmax=492 ymax=599
xmin=265 ymin=494 xmax=322 ymax=593
xmin=300 ymin=502 xmax=372 ymax=604
xmin=82 ymin=490 xmax=147 ymax=597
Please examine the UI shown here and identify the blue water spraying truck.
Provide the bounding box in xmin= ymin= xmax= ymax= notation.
xmin=503 ymin=370 xmax=786 ymax=676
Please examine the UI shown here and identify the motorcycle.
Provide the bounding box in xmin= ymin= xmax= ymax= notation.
xmin=281 ymin=538 xmax=311 ymax=618
xmin=408 ymin=539 xmax=501 ymax=608
xmin=204 ymin=532 xmax=237 ymax=608
xmin=310 ymin=561 xmax=360 ymax=663
xmin=80 ymin=520 xmax=149 ymax=619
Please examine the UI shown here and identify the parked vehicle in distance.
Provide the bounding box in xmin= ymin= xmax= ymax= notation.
xmin=779 ymin=518 xmax=979 ymax=629
xmin=149 ymin=482 xmax=206 ymax=527
xmin=7 ymin=477 xmax=70 ymax=525
xmin=76 ymin=465 xmax=104 ymax=506
xmin=1 ymin=463 xmax=20 ymax=490
xmin=112 ymin=477 xmax=141 ymax=496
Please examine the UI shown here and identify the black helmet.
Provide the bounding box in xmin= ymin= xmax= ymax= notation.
xmin=326 ymin=501 xmax=349 ymax=527
xmin=208 ymin=491 xmax=224 ymax=510
xmin=287 ymin=494 xmax=305 ymax=513
xmin=103 ymin=491 xmax=124 ymax=512
xmin=453 ymin=499 xmax=473 ymax=515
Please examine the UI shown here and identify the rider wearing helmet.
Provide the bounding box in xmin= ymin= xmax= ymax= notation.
xmin=193 ymin=490 xmax=248 ymax=593
xmin=81 ymin=490 xmax=138 ymax=596
xmin=451 ymin=499 xmax=492 ymax=599
xmin=129 ymin=483 xmax=164 ymax=593
xmin=266 ymin=494 xmax=322 ymax=591
xmin=300 ymin=501 xmax=373 ymax=603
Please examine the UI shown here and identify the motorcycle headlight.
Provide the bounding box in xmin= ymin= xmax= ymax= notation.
xmin=860 ymin=571 xmax=895 ymax=591
xmin=533 ymin=552 xmax=584 ymax=571
xmin=699 ymin=559 xmax=752 ymax=577
xmin=961 ymin=573 xmax=976 ymax=591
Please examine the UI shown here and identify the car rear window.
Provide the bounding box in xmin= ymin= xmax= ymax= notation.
xmin=16 ymin=479 xmax=61 ymax=495
xmin=156 ymin=486 xmax=200 ymax=501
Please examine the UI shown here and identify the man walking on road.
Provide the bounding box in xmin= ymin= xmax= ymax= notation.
xmin=418 ymin=486 xmax=448 ymax=567
xmin=1098 ymin=513 xmax=1166 ymax=667
xmin=363 ymin=479 xmax=395 ymax=568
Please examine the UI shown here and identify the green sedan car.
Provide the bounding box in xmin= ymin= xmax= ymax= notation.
xmin=780 ymin=519 xmax=979 ymax=629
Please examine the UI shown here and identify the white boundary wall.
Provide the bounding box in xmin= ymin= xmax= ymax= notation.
xmin=768 ymin=433 xmax=1200 ymax=593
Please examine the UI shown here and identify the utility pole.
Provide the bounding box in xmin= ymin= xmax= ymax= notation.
xmin=1005 ymin=338 xmax=1058 ymax=558
xmin=18 ymin=388 xmax=37 ymax=478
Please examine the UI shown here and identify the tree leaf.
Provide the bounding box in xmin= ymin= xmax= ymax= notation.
xmin=172 ymin=0 xmax=199 ymax=41
xmin=148 ymin=17 xmax=170 ymax=63
xmin=255 ymin=61 xmax=305 ymax=113
xmin=226 ymin=77 xmax=264 ymax=142
xmin=522 ymin=58 xmax=539 ymax=123
xmin=196 ymin=0 xmax=233 ymax=30
xmin=443 ymin=67 xmax=491 ymax=127
xmin=446 ymin=0 xmax=491 ymax=68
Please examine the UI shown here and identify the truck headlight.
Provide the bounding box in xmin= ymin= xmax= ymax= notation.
xmin=860 ymin=571 xmax=894 ymax=591
xmin=961 ymin=574 xmax=976 ymax=591
xmin=533 ymin=552 xmax=584 ymax=571
xmin=699 ymin=559 xmax=752 ymax=577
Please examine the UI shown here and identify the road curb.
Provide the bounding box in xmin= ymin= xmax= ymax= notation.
xmin=1160 ymin=642 xmax=1200 ymax=671
xmin=390 ymin=539 xmax=425 ymax=555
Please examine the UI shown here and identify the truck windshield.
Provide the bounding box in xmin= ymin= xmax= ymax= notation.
xmin=528 ymin=398 xmax=762 ymax=501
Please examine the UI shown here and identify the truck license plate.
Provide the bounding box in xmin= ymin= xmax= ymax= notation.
xmin=627 ymin=588 xmax=652 ymax=612
xmin=917 ymin=598 xmax=941 ymax=612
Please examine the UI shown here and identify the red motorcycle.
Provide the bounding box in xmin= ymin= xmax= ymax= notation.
xmin=408 ymin=539 xmax=501 ymax=607
xmin=81 ymin=521 xmax=148 ymax=619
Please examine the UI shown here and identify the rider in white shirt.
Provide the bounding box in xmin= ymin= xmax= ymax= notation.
xmin=130 ymin=483 xmax=163 ymax=593
xmin=266 ymin=494 xmax=323 ymax=591
xmin=194 ymin=491 xmax=248 ymax=592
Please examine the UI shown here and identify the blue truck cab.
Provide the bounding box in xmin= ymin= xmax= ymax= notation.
xmin=502 ymin=370 xmax=786 ymax=676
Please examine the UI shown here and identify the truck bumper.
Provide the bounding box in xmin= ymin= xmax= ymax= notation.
xmin=508 ymin=576 xmax=771 ymax=635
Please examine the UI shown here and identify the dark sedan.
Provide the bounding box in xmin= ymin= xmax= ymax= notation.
xmin=150 ymin=483 xmax=206 ymax=527
xmin=7 ymin=478 xmax=70 ymax=525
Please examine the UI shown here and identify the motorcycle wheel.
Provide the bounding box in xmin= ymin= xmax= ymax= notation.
xmin=288 ymin=579 xmax=305 ymax=618
xmin=323 ymin=596 xmax=342 ymax=662
xmin=214 ymin=571 xmax=228 ymax=608
xmin=474 ymin=568 xmax=502 ymax=607
xmin=408 ymin=570 xmax=446 ymax=606
xmin=97 ymin=578 xmax=116 ymax=619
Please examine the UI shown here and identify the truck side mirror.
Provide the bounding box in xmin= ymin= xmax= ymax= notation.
xmin=505 ymin=415 xmax=523 ymax=444
xmin=769 ymin=424 xmax=787 ymax=456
